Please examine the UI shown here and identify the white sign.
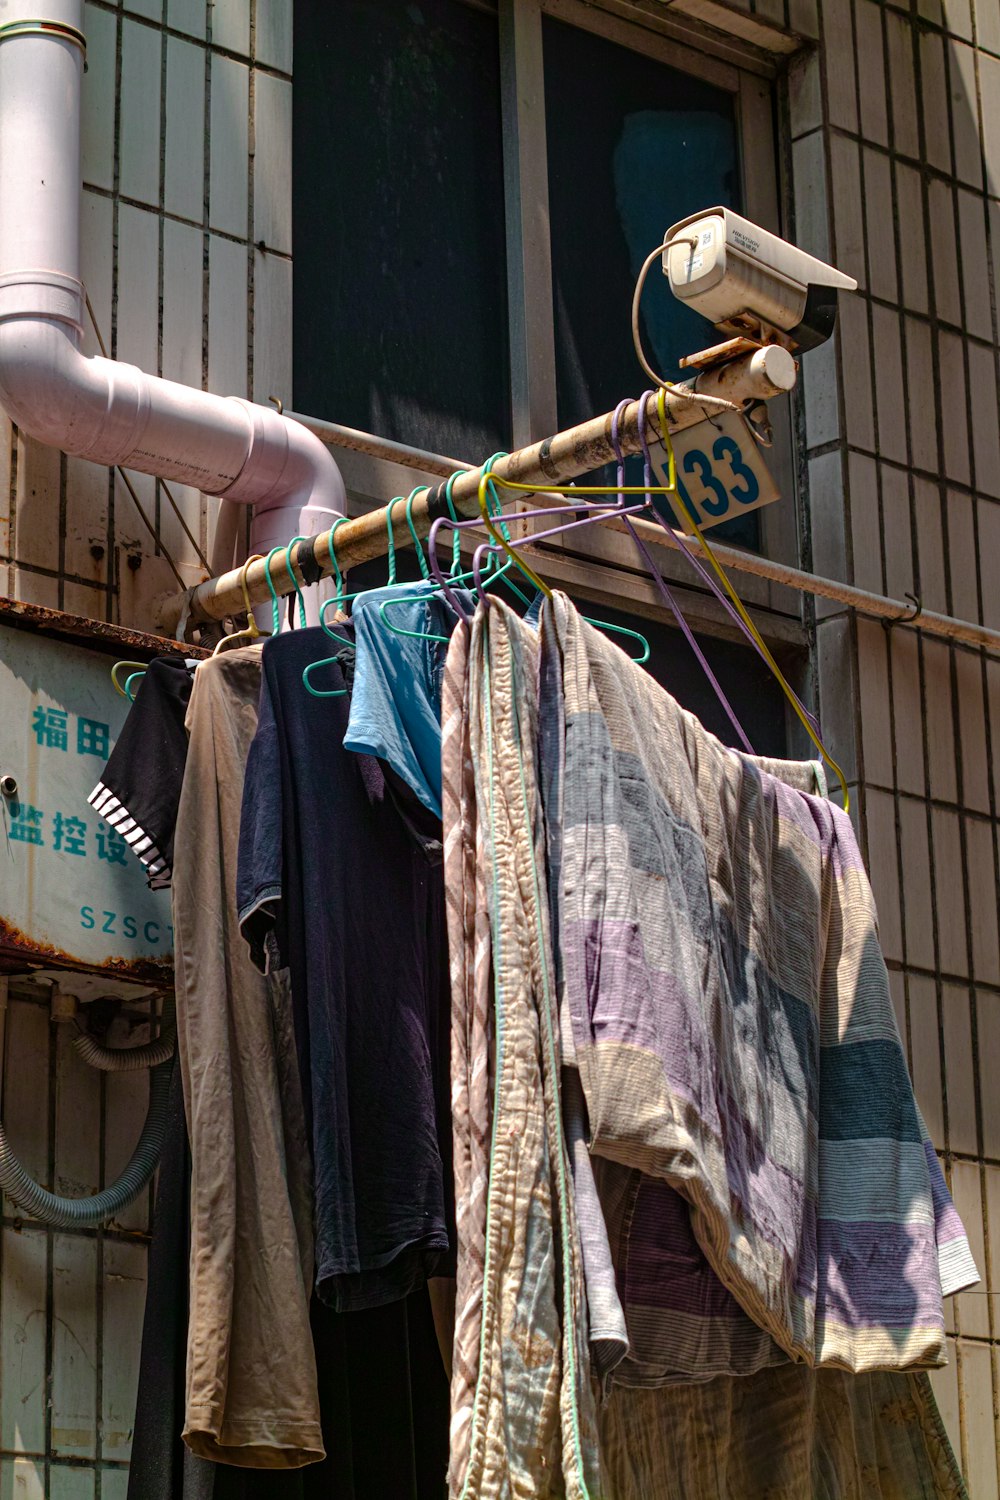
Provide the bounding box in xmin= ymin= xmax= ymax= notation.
xmin=0 ymin=625 xmax=173 ymax=973
xmin=648 ymin=410 xmax=779 ymax=532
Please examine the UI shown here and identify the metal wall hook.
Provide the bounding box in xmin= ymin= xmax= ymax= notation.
xmin=895 ymin=591 xmax=922 ymax=625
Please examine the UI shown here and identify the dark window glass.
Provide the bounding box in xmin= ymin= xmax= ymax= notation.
xmin=293 ymin=0 xmax=510 ymax=461
xmin=543 ymin=17 xmax=760 ymax=548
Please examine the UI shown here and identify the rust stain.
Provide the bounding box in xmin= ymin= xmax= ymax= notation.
xmin=0 ymin=596 xmax=208 ymax=660
xmin=51 ymin=1429 xmax=96 ymax=1448
xmin=0 ymin=914 xmax=172 ymax=984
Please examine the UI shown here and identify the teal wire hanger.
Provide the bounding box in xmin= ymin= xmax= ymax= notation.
xmin=304 ymin=498 xmax=413 ymax=697
xmin=378 ymin=458 xmax=650 ymax=662
xmin=262 ymin=537 xmax=309 ymax=636
xmin=378 ymin=468 xmax=527 ymax=642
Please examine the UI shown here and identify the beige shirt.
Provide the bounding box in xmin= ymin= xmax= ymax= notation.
xmin=173 ymin=645 xmax=322 ymax=1468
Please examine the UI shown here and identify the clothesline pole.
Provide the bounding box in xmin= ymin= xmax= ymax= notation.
xmin=160 ymin=354 xmax=1000 ymax=657
xmin=161 ymin=352 xmax=790 ymax=633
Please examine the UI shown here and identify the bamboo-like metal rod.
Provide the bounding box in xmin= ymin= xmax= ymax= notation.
xmin=160 ymin=350 xmax=1000 ymax=656
xmin=164 ymin=350 xmax=791 ymax=632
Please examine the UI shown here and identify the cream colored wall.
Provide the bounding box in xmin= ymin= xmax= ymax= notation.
xmin=1 ymin=0 xmax=996 ymax=1491
xmin=791 ymin=0 xmax=1000 ymax=1487
xmin=0 ymin=1 xmax=291 ymax=1491
xmin=0 ymin=0 xmax=292 ymax=632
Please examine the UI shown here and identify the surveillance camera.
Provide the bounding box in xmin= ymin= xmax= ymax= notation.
xmin=662 ymin=207 xmax=857 ymax=352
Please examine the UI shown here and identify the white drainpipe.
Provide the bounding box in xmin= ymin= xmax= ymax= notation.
xmin=0 ymin=0 xmax=344 ymax=623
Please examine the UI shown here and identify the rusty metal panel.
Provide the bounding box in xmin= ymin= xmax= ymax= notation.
xmin=0 ymin=614 xmax=180 ymax=978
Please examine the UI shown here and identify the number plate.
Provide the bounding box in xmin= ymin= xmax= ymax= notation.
xmin=647 ymin=410 xmax=779 ymax=531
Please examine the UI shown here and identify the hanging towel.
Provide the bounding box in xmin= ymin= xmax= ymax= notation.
xmin=441 ymin=601 xmax=600 ymax=1500
xmin=440 ymin=616 xmax=494 ymax=1484
xmin=598 ymin=1364 xmax=969 ymax=1499
xmin=538 ymin=591 xmax=978 ymax=1379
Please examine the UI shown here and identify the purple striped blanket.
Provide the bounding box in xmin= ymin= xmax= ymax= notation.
xmin=539 ymin=592 xmax=977 ymax=1378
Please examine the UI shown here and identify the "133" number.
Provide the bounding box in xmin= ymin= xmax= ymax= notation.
xmin=675 ymin=434 xmax=761 ymax=520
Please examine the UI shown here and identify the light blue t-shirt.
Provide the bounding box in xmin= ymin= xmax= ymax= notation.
xmin=344 ymin=582 xmax=473 ymax=819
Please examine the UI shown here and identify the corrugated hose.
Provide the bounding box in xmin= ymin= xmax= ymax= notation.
xmin=0 ymin=997 xmax=174 ymax=1227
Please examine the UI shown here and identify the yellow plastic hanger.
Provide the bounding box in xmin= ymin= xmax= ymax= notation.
xmin=649 ymin=387 xmax=850 ymax=810
xmin=111 ymin=659 xmax=147 ymax=697
xmin=212 ymin=554 xmax=265 ymax=656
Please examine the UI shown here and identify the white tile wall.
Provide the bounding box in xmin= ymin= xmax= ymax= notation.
xmin=118 ymin=20 xmax=162 ymax=209
xmin=809 ymin=3 xmax=1000 ymax=1484
xmin=2 ymin=0 xmax=289 ymax=626
xmin=0 ymin=0 xmax=293 ymax=1486
xmin=164 ymin=37 xmax=207 ymax=223
xmin=209 ymin=55 xmax=250 ymax=239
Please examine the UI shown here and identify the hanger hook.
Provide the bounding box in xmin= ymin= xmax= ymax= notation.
xmin=283 ymin=536 xmax=309 ymax=629
xmin=443 ymin=473 xmax=463 ymax=575
xmin=262 ymin=547 xmax=285 ymax=636
xmin=610 ymin=398 xmax=632 ymax=508
xmin=636 ymin=389 xmax=658 ymax=511
xmin=405 ymin=487 xmax=431 ymax=579
xmin=654 ymin=387 xmax=679 ymax=508
xmin=212 ymin=553 xmax=264 ymax=655
xmin=111 ymin=659 xmax=147 ymax=697
xmin=324 ymin=516 xmax=350 ymax=612
xmin=239 ymin=552 xmax=263 ymax=620
xmin=385 ymin=499 xmax=401 ymax=586
xmin=892 ymin=591 xmax=923 ymax=625
xmin=477 ymin=452 xmax=551 ymax=600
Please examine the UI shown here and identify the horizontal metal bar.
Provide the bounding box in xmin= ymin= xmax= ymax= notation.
xmin=282 ymin=413 xmax=472 ymax=480
xmin=622 ymin=516 xmax=1000 ymax=651
xmin=159 ymin=353 xmax=1000 ymax=658
xmin=163 ymin=351 xmax=788 ymax=632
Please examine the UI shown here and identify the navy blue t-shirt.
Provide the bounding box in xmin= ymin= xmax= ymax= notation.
xmin=237 ymin=627 xmax=453 ymax=1312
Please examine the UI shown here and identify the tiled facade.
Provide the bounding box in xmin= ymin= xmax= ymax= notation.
xmin=0 ymin=2 xmax=292 ymax=1492
xmin=0 ymin=0 xmax=998 ymax=1491
xmin=791 ymin=0 xmax=1000 ymax=1488
xmin=0 ymin=0 xmax=292 ymax=627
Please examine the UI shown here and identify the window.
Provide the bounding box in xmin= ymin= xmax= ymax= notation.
xmin=294 ymin=0 xmax=510 ymax=461
xmin=543 ymin=14 xmax=742 ymax=431
xmin=293 ymin=0 xmax=801 ymax=656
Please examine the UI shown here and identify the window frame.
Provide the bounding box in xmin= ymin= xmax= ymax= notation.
xmin=324 ymin=0 xmax=806 ymax=647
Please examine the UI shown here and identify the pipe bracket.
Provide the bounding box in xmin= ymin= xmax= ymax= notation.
xmin=0 ymin=270 xmax=84 ymax=333
xmin=0 ymin=19 xmax=86 ymax=56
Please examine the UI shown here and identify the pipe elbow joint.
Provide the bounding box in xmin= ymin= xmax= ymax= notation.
xmin=0 ymin=316 xmax=105 ymax=449
xmin=221 ymin=398 xmax=346 ymax=518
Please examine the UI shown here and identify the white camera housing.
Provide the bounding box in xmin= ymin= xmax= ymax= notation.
xmin=662 ymin=207 xmax=857 ymax=351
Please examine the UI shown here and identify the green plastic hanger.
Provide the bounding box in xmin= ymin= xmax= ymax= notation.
xmin=262 ymin=537 xmax=309 ymax=637
xmin=378 ymin=459 xmax=651 ymax=663
xmin=377 ymin=469 xmax=528 ymax=642
xmin=303 ymin=500 xmax=411 ymax=698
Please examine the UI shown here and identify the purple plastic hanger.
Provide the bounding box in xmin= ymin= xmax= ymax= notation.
xmin=427 ymin=494 xmax=641 ymax=611
xmin=628 ymin=392 xmax=823 ymax=742
xmin=611 ymin=398 xmax=755 ymax=754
